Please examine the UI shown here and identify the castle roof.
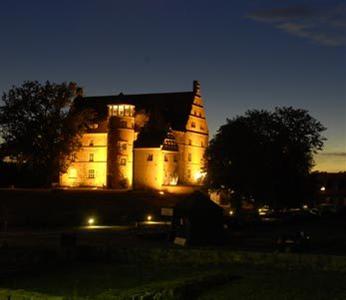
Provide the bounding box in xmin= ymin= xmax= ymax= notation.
xmin=78 ymin=91 xmax=195 ymax=132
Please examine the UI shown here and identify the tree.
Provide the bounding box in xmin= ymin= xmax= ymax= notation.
xmin=206 ymin=107 xmax=326 ymax=209
xmin=0 ymin=81 xmax=94 ymax=186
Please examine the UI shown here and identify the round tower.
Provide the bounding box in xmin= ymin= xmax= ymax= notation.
xmin=107 ymin=104 xmax=135 ymax=189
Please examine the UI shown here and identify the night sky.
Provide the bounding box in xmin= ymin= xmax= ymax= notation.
xmin=0 ymin=0 xmax=345 ymax=171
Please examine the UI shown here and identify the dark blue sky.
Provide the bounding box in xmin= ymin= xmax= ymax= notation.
xmin=1 ymin=0 xmax=345 ymax=171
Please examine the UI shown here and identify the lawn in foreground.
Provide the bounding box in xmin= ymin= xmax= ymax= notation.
xmin=200 ymin=265 xmax=346 ymax=300
xmin=2 ymin=261 xmax=346 ymax=299
xmin=1 ymin=261 xmax=209 ymax=298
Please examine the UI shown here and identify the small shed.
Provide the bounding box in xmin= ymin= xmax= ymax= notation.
xmin=171 ymin=192 xmax=224 ymax=245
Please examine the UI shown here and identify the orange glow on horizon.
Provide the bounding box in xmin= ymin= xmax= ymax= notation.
xmin=313 ymin=153 xmax=346 ymax=173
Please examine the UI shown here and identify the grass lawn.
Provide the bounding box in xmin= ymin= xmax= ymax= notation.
xmin=200 ymin=265 xmax=346 ymax=300
xmin=1 ymin=261 xmax=198 ymax=298
xmin=1 ymin=261 xmax=345 ymax=299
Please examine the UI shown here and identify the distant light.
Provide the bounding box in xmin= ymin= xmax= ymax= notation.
xmin=229 ymin=210 xmax=234 ymax=216
xmin=303 ymin=204 xmax=308 ymax=210
xmin=147 ymin=215 xmax=152 ymax=221
xmin=320 ymin=186 xmax=326 ymax=192
xmin=87 ymin=218 xmax=95 ymax=225
xmin=159 ymin=191 xmax=165 ymax=195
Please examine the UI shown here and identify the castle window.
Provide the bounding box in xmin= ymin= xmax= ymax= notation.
xmin=71 ymin=153 xmax=77 ymax=162
xmin=188 ymin=139 xmax=192 ymax=145
xmin=187 ymin=169 xmax=191 ymax=178
xmin=89 ymin=153 xmax=94 ymax=162
xmin=164 ymin=155 xmax=168 ymax=162
xmin=201 ymin=141 xmax=204 ymax=147
xmin=188 ymin=153 xmax=192 ymax=162
xmin=124 ymin=106 xmax=130 ymax=116
xmin=122 ymin=143 xmax=127 ymax=151
xmin=173 ymin=155 xmax=177 ymax=162
xmin=191 ymin=122 xmax=196 ymax=128
xmin=200 ymin=125 xmax=205 ymax=130
xmin=90 ymin=123 xmax=98 ymax=129
xmin=88 ymin=169 xmax=95 ymax=179
xmin=89 ymin=140 xmax=94 ymax=146
xmin=147 ymin=154 xmax=153 ymax=161
xmin=120 ymin=158 xmax=126 ymax=166
xmin=118 ymin=106 xmax=124 ymax=116
xmin=120 ymin=120 xmax=127 ymax=128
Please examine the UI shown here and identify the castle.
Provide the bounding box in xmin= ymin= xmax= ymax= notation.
xmin=60 ymin=81 xmax=208 ymax=191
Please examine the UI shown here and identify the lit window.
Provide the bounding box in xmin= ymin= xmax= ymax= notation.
xmin=118 ymin=106 xmax=124 ymax=116
xmin=164 ymin=155 xmax=168 ymax=162
xmin=147 ymin=154 xmax=153 ymax=161
xmin=124 ymin=106 xmax=130 ymax=116
xmin=188 ymin=153 xmax=192 ymax=162
xmin=89 ymin=153 xmax=94 ymax=162
xmin=120 ymin=158 xmax=126 ymax=166
xmin=88 ymin=169 xmax=95 ymax=179
xmin=191 ymin=122 xmax=196 ymax=128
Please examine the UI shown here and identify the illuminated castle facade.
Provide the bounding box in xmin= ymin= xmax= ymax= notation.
xmin=60 ymin=81 xmax=208 ymax=190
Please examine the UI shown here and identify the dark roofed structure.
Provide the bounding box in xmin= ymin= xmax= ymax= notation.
xmin=76 ymin=91 xmax=195 ymax=132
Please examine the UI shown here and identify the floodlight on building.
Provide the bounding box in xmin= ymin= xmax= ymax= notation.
xmin=68 ymin=168 xmax=77 ymax=178
xmin=87 ymin=217 xmax=95 ymax=226
xmin=147 ymin=215 xmax=152 ymax=221
xmin=158 ymin=191 xmax=165 ymax=195
xmin=194 ymin=171 xmax=206 ymax=182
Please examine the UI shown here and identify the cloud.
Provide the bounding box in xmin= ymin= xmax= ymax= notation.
xmin=247 ymin=4 xmax=346 ymax=46
xmin=248 ymin=5 xmax=312 ymax=22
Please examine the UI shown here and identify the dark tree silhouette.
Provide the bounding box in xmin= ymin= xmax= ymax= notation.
xmin=207 ymin=107 xmax=326 ymax=209
xmin=0 ymin=81 xmax=94 ymax=186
